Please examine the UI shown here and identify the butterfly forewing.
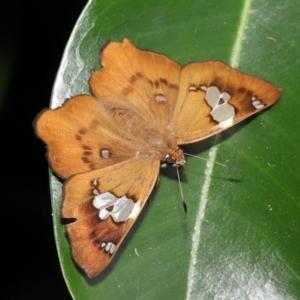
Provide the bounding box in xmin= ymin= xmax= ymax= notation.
xmin=171 ymin=61 xmax=282 ymax=144
xmin=89 ymin=38 xmax=181 ymax=128
xmin=62 ymin=157 xmax=160 ymax=277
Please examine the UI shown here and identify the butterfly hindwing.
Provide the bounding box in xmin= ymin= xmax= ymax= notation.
xmin=62 ymin=157 xmax=160 ymax=277
xmin=171 ymin=61 xmax=282 ymax=144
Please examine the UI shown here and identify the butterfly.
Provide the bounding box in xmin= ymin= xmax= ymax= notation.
xmin=35 ymin=38 xmax=282 ymax=278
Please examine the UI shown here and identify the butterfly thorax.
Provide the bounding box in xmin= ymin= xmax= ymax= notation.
xmin=140 ymin=127 xmax=185 ymax=166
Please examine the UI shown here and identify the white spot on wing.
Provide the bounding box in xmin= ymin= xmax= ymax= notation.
xmin=128 ymin=200 xmax=142 ymax=219
xmin=101 ymin=241 xmax=116 ymax=253
xmin=101 ymin=149 xmax=110 ymax=158
xmin=220 ymin=92 xmax=231 ymax=102
xmin=93 ymin=192 xmax=117 ymax=210
xmin=106 ymin=242 xmax=112 ymax=252
xmin=92 ymin=179 xmax=99 ymax=195
xmin=254 ymin=104 xmax=264 ymax=109
xmin=111 ymin=196 xmax=135 ymax=222
xmin=205 ymin=86 xmax=222 ymax=108
xmin=212 ymin=103 xmax=235 ymax=124
xmin=251 ymin=96 xmax=265 ymax=109
xmin=93 ymin=192 xmax=135 ymax=222
xmin=99 ymin=209 xmax=111 ymax=220
xmin=202 ymin=86 xmax=235 ymax=124
xmin=109 ymin=243 xmax=116 ymax=254
xmin=252 ymin=100 xmax=261 ymax=106
xmin=219 ymin=117 xmax=233 ymax=128
xmin=93 ymin=189 xmax=99 ymax=195
xmin=155 ymin=94 xmax=167 ymax=102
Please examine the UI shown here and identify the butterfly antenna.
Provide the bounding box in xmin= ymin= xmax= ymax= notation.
xmin=184 ymin=153 xmax=242 ymax=171
xmin=176 ymin=166 xmax=187 ymax=218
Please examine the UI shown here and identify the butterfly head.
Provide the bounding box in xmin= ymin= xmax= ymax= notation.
xmin=165 ymin=147 xmax=186 ymax=167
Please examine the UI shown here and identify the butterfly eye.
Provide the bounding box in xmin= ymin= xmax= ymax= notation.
xmin=165 ymin=155 xmax=175 ymax=165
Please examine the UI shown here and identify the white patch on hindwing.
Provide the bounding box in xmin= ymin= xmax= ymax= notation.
xmin=100 ymin=242 xmax=117 ymax=254
xmin=93 ymin=192 xmax=135 ymax=222
xmin=92 ymin=178 xmax=99 ymax=195
xmin=189 ymin=85 xmax=266 ymax=128
xmin=92 ymin=179 xmax=138 ymax=223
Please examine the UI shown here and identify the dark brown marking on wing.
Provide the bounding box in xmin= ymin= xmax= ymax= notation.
xmin=81 ymin=156 xmax=92 ymax=164
xmin=122 ymin=72 xmax=178 ymax=97
xmin=159 ymin=78 xmax=168 ymax=86
xmin=82 ymin=145 xmax=92 ymax=150
xmin=90 ymin=119 xmax=99 ymax=129
xmin=79 ymin=128 xmax=87 ymax=135
xmin=148 ymin=79 xmax=154 ymax=87
xmin=75 ymin=134 xmax=82 ymax=141
xmin=122 ymin=86 xmax=134 ymax=96
xmin=93 ymin=238 xmax=102 ymax=248
xmin=105 ymin=206 xmax=114 ymax=212
xmin=210 ymin=77 xmax=223 ymax=88
xmin=89 ymin=229 xmax=98 ymax=239
xmin=129 ymin=74 xmax=138 ymax=84
xmin=83 ymin=151 xmax=92 ymax=156
xmin=237 ymin=87 xmax=246 ymax=93
xmin=169 ymin=83 xmax=179 ymax=90
xmin=89 ymin=163 xmax=98 ymax=170
xmin=136 ymin=72 xmax=143 ymax=78
xmin=246 ymin=90 xmax=253 ymax=98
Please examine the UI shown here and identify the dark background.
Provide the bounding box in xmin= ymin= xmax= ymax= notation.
xmin=2 ymin=1 xmax=86 ymax=298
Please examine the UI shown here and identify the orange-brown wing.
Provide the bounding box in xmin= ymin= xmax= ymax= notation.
xmin=170 ymin=61 xmax=282 ymax=144
xmin=34 ymin=95 xmax=139 ymax=179
xmin=62 ymin=157 xmax=160 ymax=278
xmin=89 ymin=38 xmax=181 ymax=128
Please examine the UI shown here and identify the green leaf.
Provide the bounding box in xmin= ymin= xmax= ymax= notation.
xmin=49 ymin=0 xmax=300 ymax=299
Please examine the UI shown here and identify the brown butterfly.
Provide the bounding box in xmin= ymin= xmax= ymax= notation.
xmin=35 ymin=38 xmax=282 ymax=278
